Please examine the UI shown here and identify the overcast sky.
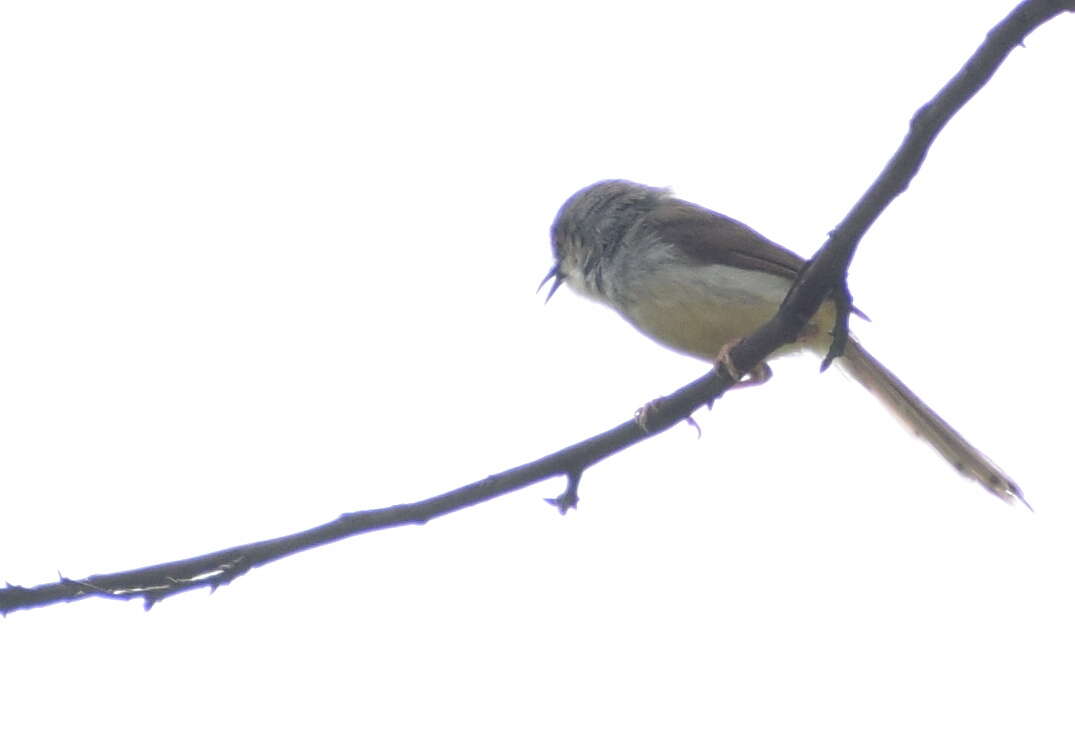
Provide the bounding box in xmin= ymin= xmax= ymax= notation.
xmin=2 ymin=2 xmax=1073 ymax=747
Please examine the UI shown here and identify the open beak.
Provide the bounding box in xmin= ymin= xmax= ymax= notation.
xmin=538 ymin=264 xmax=565 ymax=303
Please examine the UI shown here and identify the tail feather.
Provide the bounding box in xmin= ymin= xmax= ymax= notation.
xmin=837 ymin=338 xmax=1025 ymax=506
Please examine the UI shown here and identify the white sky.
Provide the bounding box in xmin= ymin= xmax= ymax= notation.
xmin=2 ymin=2 xmax=1073 ymax=747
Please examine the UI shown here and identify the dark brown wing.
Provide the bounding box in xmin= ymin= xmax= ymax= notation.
xmin=650 ymin=199 xmax=806 ymax=281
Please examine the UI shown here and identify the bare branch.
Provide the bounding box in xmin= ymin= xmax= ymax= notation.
xmin=727 ymin=0 xmax=1073 ymax=376
xmin=2 ymin=0 xmax=1070 ymax=616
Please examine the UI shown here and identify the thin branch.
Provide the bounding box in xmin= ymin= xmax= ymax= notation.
xmin=729 ymin=0 xmax=1073 ymax=375
xmin=2 ymin=0 xmax=1069 ymax=616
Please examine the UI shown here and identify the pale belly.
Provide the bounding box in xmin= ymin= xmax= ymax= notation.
xmin=615 ymin=264 xmax=828 ymax=361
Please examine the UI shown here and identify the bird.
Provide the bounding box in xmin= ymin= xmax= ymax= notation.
xmin=543 ymin=179 xmax=1024 ymax=506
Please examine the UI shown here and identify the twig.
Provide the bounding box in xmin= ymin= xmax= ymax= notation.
xmin=2 ymin=0 xmax=1070 ymax=616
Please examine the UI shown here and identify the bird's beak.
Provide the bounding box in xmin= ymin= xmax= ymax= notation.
xmin=538 ymin=265 xmax=565 ymax=303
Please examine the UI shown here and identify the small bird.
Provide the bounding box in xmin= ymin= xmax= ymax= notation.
xmin=544 ymin=179 xmax=1024 ymax=505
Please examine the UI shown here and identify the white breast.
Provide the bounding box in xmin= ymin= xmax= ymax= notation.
xmin=614 ymin=264 xmax=796 ymax=361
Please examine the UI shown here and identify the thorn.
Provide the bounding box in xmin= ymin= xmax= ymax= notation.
xmin=545 ymin=470 xmax=582 ymax=514
xmin=822 ymin=285 xmax=853 ymax=371
xmin=685 ymin=415 xmax=702 ymax=439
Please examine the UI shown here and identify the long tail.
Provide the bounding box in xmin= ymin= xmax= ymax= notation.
xmin=836 ymin=338 xmax=1025 ymax=506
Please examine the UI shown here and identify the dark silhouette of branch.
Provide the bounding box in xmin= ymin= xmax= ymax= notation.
xmin=2 ymin=0 xmax=1070 ymax=616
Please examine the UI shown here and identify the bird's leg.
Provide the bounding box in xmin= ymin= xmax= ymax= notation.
xmin=633 ymin=397 xmax=702 ymax=437
xmin=715 ymin=339 xmax=773 ymax=389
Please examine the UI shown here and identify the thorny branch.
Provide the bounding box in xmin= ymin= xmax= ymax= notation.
xmin=2 ymin=0 xmax=1071 ymax=615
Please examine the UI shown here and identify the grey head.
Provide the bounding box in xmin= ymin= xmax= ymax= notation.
xmin=542 ymin=180 xmax=667 ymax=301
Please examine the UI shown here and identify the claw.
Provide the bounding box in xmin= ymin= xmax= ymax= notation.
xmin=634 ymin=398 xmax=665 ymax=433
xmin=715 ymin=339 xmax=773 ymax=389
